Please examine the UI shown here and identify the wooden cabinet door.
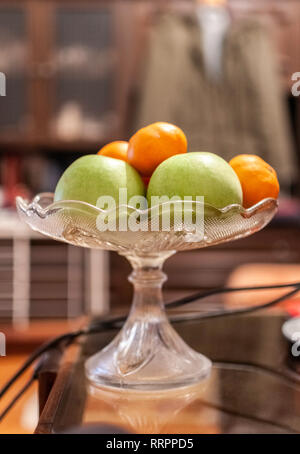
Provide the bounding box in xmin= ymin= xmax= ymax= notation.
xmin=49 ymin=2 xmax=120 ymax=145
xmin=0 ymin=4 xmax=30 ymax=143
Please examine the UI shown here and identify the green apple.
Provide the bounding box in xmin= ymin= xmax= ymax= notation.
xmin=54 ymin=154 xmax=145 ymax=206
xmin=147 ymin=152 xmax=243 ymax=209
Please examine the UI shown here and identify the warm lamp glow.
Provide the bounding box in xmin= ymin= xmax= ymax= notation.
xmin=198 ymin=0 xmax=228 ymax=6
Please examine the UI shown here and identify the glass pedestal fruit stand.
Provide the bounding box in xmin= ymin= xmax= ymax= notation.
xmin=16 ymin=194 xmax=278 ymax=391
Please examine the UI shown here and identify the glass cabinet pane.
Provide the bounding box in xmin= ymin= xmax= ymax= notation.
xmin=52 ymin=8 xmax=117 ymax=142
xmin=0 ymin=8 xmax=28 ymax=135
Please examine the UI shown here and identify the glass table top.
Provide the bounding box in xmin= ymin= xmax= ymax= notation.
xmin=41 ymin=313 xmax=300 ymax=434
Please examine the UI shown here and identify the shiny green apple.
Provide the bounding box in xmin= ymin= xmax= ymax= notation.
xmin=54 ymin=154 xmax=145 ymax=206
xmin=147 ymin=152 xmax=243 ymax=209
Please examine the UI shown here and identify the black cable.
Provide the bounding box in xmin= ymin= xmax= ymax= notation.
xmin=0 ymin=321 xmax=120 ymax=400
xmin=169 ymin=285 xmax=300 ymax=321
xmin=0 ymin=331 xmax=82 ymax=400
xmin=1 ymin=280 xmax=300 ymax=421
xmin=166 ymin=281 xmax=300 ymax=309
xmin=0 ymin=374 xmax=36 ymax=423
xmin=0 ymin=353 xmax=49 ymax=422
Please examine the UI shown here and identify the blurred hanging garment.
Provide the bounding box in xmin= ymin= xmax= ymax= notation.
xmin=196 ymin=4 xmax=231 ymax=82
xmin=134 ymin=12 xmax=296 ymax=186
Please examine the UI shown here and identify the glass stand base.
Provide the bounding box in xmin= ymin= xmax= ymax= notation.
xmin=85 ymin=253 xmax=212 ymax=391
xmin=85 ymin=318 xmax=212 ymax=391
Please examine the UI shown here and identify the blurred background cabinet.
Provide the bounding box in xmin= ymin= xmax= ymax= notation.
xmin=0 ymin=1 xmax=124 ymax=149
xmin=0 ymin=5 xmax=28 ymax=141
xmin=0 ymin=0 xmax=299 ymax=151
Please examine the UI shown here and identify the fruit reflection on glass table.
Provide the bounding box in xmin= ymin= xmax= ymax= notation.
xmin=16 ymin=122 xmax=279 ymax=391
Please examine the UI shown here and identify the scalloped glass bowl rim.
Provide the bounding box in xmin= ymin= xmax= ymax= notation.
xmin=16 ymin=192 xmax=278 ymax=219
